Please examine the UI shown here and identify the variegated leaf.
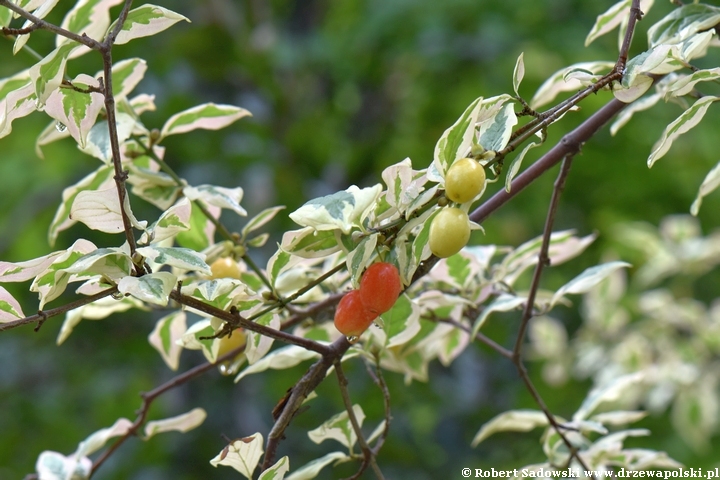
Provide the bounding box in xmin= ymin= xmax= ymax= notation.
xmin=160 ymin=103 xmax=251 ymax=139
xmin=110 ymin=4 xmax=190 ymax=45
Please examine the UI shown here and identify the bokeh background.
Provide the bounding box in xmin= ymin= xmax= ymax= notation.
xmin=2 ymin=0 xmax=720 ymax=478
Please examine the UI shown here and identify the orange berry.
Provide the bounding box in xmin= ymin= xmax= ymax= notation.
xmin=359 ymin=262 xmax=402 ymax=315
xmin=334 ymin=290 xmax=377 ymax=337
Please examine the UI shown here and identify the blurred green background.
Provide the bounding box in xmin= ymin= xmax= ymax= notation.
xmin=2 ymin=0 xmax=720 ymax=478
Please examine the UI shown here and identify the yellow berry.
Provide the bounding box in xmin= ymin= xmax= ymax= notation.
xmin=429 ymin=207 xmax=470 ymax=258
xmin=445 ymin=158 xmax=486 ymax=204
xmin=217 ymin=329 xmax=246 ymax=358
xmin=209 ymin=257 xmax=241 ymax=279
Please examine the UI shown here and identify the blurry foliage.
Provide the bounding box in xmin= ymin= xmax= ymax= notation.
xmin=2 ymin=0 xmax=720 ymax=478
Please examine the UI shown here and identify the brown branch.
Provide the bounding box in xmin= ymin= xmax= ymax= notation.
xmin=0 ymin=287 xmax=118 ymax=333
xmin=1 ymin=23 xmax=40 ymax=36
xmin=363 ymin=359 xmax=392 ymax=454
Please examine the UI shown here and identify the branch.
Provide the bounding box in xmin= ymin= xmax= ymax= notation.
xmin=0 ymin=287 xmax=118 ymax=333
xmin=335 ymin=361 xmax=385 ymax=480
xmin=363 ymin=358 xmax=392 ymax=454
xmin=0 ymin=0 xmax=102 ymax=49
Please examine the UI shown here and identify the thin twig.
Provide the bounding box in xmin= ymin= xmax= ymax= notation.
xmin=0 ymin=287 xmax=118 ymax=333
xmin=89 ymin=344 xmax=245 ymax=477
xmin=335 ymin=361 xmax=385 ymax=480
xmin=363 ymin=358 xmax=392 ymax=454
xmin=513 ymin=155 xmax=574 ymax=360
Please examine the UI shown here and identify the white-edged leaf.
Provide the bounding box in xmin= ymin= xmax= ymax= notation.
xmin=471 ymin=410 xmax=548 ymax=447
xmin=136 ymin=246 xmax=210 ymax=274
xmin=234 ymin=345 xmax=320 ymax=383
xmin=148 ymin=311 xmax=187 ymax=370
xmin=0 ymin=286 xmax=25 ymax=322
xmin=308 ymin=405 xmax=365 ymax=449
xmin=690 ymin=160 xmax=720 ymax=216
xmin=107 ymin=58 xmax=148 ymax=98
xmin=70 ymin=186 xmax=146 ymax=233
xmin=476 ymin=101 xmax=518 ymax=152
xmin=345 ymin=234 xmax=378 ymax=288
xmin=648 ymin=96 xmax=719 ymax=167
xmin=648 ymin=3 xmax=720 ymax=47
xmin=28 ymin=43 xmax=76 ymax=106
xmin=431 ymin=96 xmax=483 ymax=180
xmin=117 ymin=271 xmax=176 ymax=306
xmin=585 ymin=0 xmax=654 ymax=46
xmin=59 ymin=0 xmax=124 ymax=57
xmin=382 ymin=294 xmax=421 ymax=349
xmin=144 ymin=407 xmax=206 ymax=439
xmin=76 ymin=417 xmax=134 ymax=457
xmin=289 ymin=184 xmax=382 ymax=234
xmin=176 ymin=319 xmax=215 ymax=360
xmin=550 ymin=261 xmax=631 ymax=307
xmin=259 ymin=456 xmax=290 ymax=480
xmin=48 ymin=165 xmax=114 ymax=245
xmin=513 ymin=52 xmax=525 ymax=95
xmin=210 ymin=433 xmax=263 ymax=479
xmin=669 ymin=68 xmax=720 ymax=98
xmin=184 ymin=184 xmax=247 ymax=217
xmin=0 ymin=71 xmax=35 ymax=139
xmin=613 ymin=74 xmax=653 ymax=103
xmin=285 ymin=452 xmax=350 ymax=480
xmin=80 ymin=113 xmax=137 ymax=163
xmin=160 ymin=103 xmax=251 ymax=139
xmin=531 ymin=61 xmax=614 ymax=109
xmin=13 ymin=0 xmax=61 ymax=54
xmin=242 ymin=206 xmax=286 ymax=238
xmin=280 ymin=227 xmax=341 ymax=259
xmin=590 ymin=410 xmax=648 ymax=426
xmin=573 ymin=372 xmax=645 ymax=421
xmin=140 ymin=197 xmax=192 ymax=244
xmin=35 ymin=451 xmax=92 ymax=480
xmin=110 ymin=4 xmax=190 ymax=45
xmin=43 ymin=74 xmax=104 ymax=149
xmin=505 ymin=140 xmax=540 ymax=192
xmin=472 ymin=294 xmax=527 ymax=337
xmin=244 ymin=313 xmax=281 ymax=365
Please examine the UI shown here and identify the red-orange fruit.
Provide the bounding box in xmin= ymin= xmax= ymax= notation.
xmin=359 ymin=262 xmax=402 ymax=316
xmin=334 ymin=290 xmax=377 ymax=337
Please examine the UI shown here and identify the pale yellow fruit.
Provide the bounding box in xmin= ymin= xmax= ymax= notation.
xmin=429 ymin=207 xmax=470 ymax=258
xmin=210 ymin=257 xmax=241 ymax=279
xmin=217 ymin=329 xmax=246 ymax=358
xmin=445 ymin=158 xmax=486 ymax=204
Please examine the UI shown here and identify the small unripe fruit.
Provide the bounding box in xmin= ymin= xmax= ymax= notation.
xmin=429 ymin=207 xmax=470 ymax=258
xmin=334 ymin=290 xmax=377 ymax=337
xmin=359 ymin=262 xmax=402 ymax=316
xmin=445 ymin=158 xmax=486 ymax=204
xmin=210 ymin=257 xmax=241 ymax=279
xmin=216 ymin=329 xmax=246 ymax=358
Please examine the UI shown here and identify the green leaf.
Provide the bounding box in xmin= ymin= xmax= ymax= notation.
xmin=648 ymin=3 xmax=720 ymax=47
xmin=209 ymin=432 xmax=263 ymax=479
xmin=175 ymin=200 xmax=217 ymax=251
xmin=284 ymin=452 xmax=349 ymax=480
xmin=0 ymin=7 xmax=11 ymax=27
xmin=259 ymin=456 xmax=290 ymax=480
xmin=147 ymin=311 xmax=187 ymax=370
xmin=136 ymin=246 xmax=211 ymax=274
xmin=234 ymin=345 xmax=320 ymax=383
xmin=29 ymin=43 xmax=76 ymax=106
xmin=380 ymin=294 xmax=421 ymax=349
xmin=512 ymin=52 xmax=525 ymax=95
xmin=117 ymin=272 xmax=176 ymax=306
xmin=690 ymin=160 xmax=720 ymax=216
xmin=289 ymin=184 xmax=382 ymax=234
xmin=110 ymin=4 xmax=190 ymax=45
xmin=267 ymin=250 xmax=296 ymax=287
xmin=144 ymin=408 xmax=206 ymax=439
xmin=142 ymin=197 xmax=193 ymax=244
xmin=471 ymin=410 xmax=548 ymax=447
xmin=0 ymin=286 xmax=25 ymax=322
xmin=308 ymin=405 xmax=365 ymax=449
xmin=160 ymin=103 xmax=251 ymax=139
xmin=44 ymin=74 xmax=104 ymax=149
xmin=472 ymin=294 xmax=527 ymax=337
xmin=477 ymin=101 xmax=518 ymax=152
xmin=531 ymin=61 xmax=614 ymax=109
xmin=647 ymin=96 xmax=718 ymax=167
xmin=432 ymin=96 xmax=483 ymax=180
xmin=48 ymin=165 xmax=114 ymax=245
xmin=127 ymin=164 xmax=182 ymax=211
xmin=242 ymin=206 xmax=286 ymax=239
xmin=280 ymin=227 xmax=341 ymax=259
xmin=58 ymin=0 xmax=124 ymax=53
xmin=668 ymin=67 xmax=720 ymax=98
xmin=346 ymin=234 xmax=378 ymax=288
